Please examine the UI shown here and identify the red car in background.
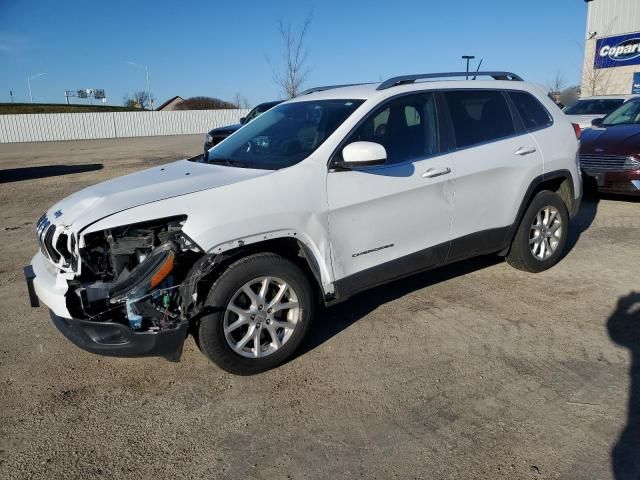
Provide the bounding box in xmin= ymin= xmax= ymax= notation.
xmin=580 ymin=98 xmax=640 ymax=197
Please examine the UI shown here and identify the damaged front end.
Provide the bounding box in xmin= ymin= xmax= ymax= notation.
xmin=49 ymin=216 xmax=212 ymax=361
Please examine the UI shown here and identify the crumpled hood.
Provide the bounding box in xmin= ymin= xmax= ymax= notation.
xmin=580 ymin=124 xmax=640 ymax=156
xmin=47 ymin=159 xmax=271 ymax=231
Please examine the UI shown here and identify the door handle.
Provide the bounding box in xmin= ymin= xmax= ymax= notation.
xmin=422 ymin=167 xmax=451 ymax=178
xmin=514 ymin=146 xmax=537 ymax=156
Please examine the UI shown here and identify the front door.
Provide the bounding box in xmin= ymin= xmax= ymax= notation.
xmin=326 ymin=92 xmax=455 ymax=297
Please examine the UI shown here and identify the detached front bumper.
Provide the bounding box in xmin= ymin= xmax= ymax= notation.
xmin=25 ymin=251 xmax=188 ymax=361
xmin=29 ymin=251 xmax=72 ymax=318
xmin=49 ymin=312 xmax=188 ymax=361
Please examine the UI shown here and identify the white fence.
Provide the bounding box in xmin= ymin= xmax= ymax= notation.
xmin=0 ymin=109 xmax=250 ymax=143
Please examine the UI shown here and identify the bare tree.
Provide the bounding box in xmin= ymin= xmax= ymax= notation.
xmin=270 ymin=12 xmax=313 ymax=98
xmin=234 ymin=92 xmax=251 ymax=109
xmin=582 ymin=55 xmax=612 ymax=96
xmin=175 ymin=96 xmax=237 ymax=110
xmin=123 ymin=90 xmax=153 ymax=109
xmin=546 ymin=71 xmax=566 ymax=103
xmin=577 ymin=21 xmax=615 ymax=97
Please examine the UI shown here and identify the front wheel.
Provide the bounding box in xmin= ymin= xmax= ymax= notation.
xmin=198 ymin=253 xmax=314 ymax=375
xmin=506 ymin=191 xmax=569 ymax=273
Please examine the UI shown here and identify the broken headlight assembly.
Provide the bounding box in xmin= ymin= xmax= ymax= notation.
xmin=67 ymin=215 xmax=203 ymax=331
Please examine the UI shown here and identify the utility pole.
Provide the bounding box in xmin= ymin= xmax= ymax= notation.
xmin=462 ymin=55 xmax=475 ymax=80
xmin=145 ymin=64 xmax=152 ymax=109
xmin=27 ymin=73 xmax=46 ymax=103
xmin=127 ymin=61 xmax=152 ymax=109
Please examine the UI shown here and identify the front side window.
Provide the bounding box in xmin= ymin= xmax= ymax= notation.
xmin=563 ymin=99 xmax=624 ymax=115
xmin=602 ymin=99 xmax=640 ymax=126
xmin=344 ymin=93 xmax=440 ymax=165
xmin=509 ymin=91 xmax=552 ymax=130
xmin=444 ymin=90 xmax=515 ymax=148
xmin=206 ymin=100 xmax=364 ymax=170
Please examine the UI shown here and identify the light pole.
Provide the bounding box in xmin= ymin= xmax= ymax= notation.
xmin=462 ymin=55 xmax=475 ymax=80
xmin=27 ymin=73 xmax=46 ymax=103
xmin=127 ymin=61 xmax=152 ymax=109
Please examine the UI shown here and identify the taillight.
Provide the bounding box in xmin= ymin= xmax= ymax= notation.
xmin=572 ymin=123 xmax=581 ymax=139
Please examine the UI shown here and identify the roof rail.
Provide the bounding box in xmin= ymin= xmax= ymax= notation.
xmin=376 ymin=71 xmax=523 ymax=90
xmin=297 ymin=83 xmax=373 ymax=96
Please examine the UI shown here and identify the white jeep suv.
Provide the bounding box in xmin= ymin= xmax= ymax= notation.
xmin=25 ymin=72 xmax=582 ymax=375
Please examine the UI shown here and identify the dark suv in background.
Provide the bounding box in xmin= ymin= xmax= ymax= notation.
xmin=203 ymin=100 xmax=282 ymax=152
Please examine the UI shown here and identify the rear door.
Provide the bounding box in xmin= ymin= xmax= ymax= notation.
xmin=441 ymin=89 xmax=544 ymax=260
xmin=508 ymin=90 xmax=577 ymax=179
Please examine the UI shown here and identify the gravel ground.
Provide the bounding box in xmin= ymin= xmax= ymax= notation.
xmin=0 ymin=136 xmax=639 ymax=480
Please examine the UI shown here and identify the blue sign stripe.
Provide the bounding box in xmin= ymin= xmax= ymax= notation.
xmin=595 ymin=32 xmax=640 ymax=69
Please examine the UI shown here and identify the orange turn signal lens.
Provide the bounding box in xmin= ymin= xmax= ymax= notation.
xmin=149 ymin=251 xmax=175 ymax=289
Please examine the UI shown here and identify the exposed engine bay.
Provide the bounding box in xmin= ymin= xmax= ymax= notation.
xmin=66 ymin=216 xmax=207 ymax=332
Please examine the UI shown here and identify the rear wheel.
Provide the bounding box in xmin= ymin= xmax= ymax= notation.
xmin=506 ymin=191 xmax=569 ymax=273
xmin=198 ymin=253 xmax=314 ymax=375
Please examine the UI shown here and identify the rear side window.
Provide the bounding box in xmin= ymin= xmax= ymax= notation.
xmin=444 ymin=90 xmax=515 ymax=149
xmin=509 ymin=91 xmax=552 ymax=130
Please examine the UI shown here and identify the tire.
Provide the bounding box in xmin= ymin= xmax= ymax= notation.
xmin=198 ymin=253 xmax=315 ymax=375
xmin=506 ymin=190 xmax=569 ymax=273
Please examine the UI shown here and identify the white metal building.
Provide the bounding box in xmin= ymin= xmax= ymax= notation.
xmin=582 ymin=0 xmax=640 ymax=95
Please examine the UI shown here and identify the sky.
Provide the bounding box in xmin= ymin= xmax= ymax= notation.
xmin=0 ymin=0 xmax=588 ymax=108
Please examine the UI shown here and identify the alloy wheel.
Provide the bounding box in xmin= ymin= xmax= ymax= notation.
xmin=223 ymin=276 xmax=300 ymax=358
xmin=529 ymin=206 xmax=562 ymax=260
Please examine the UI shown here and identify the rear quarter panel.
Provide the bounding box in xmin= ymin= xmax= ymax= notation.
xmin=529 ymin=86 xmax=581 ymax=199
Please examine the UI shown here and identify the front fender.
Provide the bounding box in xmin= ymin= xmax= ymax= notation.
xmin=80 ymin=161 xmax=334 ymax=294
xmin=205 ymin=229 xmax=334 ymax=296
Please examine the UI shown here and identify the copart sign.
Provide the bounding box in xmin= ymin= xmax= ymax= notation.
xmin=595 ymin=32 xmax=640 ymax=69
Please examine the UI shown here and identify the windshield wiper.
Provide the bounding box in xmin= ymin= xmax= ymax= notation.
xmin=206 ymin=158 xmax=248 ymax=168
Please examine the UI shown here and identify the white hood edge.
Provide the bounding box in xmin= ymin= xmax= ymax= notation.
xmin=45 ymin=159 xmax=272 ymax=233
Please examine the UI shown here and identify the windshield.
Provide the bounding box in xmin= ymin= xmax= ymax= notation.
xmin=602 ymin=99 xmax=640 ymax=126
xmin=564 ymin=99 xmax=624 ymax=115
xmin=205 ymin=99 xmax=364 ymax=170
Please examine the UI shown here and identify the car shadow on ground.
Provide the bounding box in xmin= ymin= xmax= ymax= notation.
xmin=564 ymin=190 xmax=600 ymax=256
xmin=599 ymin=193 xmax=640 ymax=204
xmin=300 ymin=192 xmax=602 ymax=358
xmin=0 ymin=164 xmax=103 ymax=183
xmin=298 ymin=254 xmax=502 ymax=358
xmin=607 ymin=292 xmax=640 ymax=480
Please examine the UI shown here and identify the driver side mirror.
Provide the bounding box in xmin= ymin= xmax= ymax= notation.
xmin=591 ymin=117 xmax=604 ymax=128
xmin=239 ymin=117 xmax=247 ymax=125
xmin=336 ymin=141 xmax=387 ymax=169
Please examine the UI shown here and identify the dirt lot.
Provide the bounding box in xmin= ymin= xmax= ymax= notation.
xmin=0 ymin=136 xmax=639 ymax=480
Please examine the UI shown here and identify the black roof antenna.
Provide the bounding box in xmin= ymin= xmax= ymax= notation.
xmin=472 ymin=59 xmax=484 ymax=80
